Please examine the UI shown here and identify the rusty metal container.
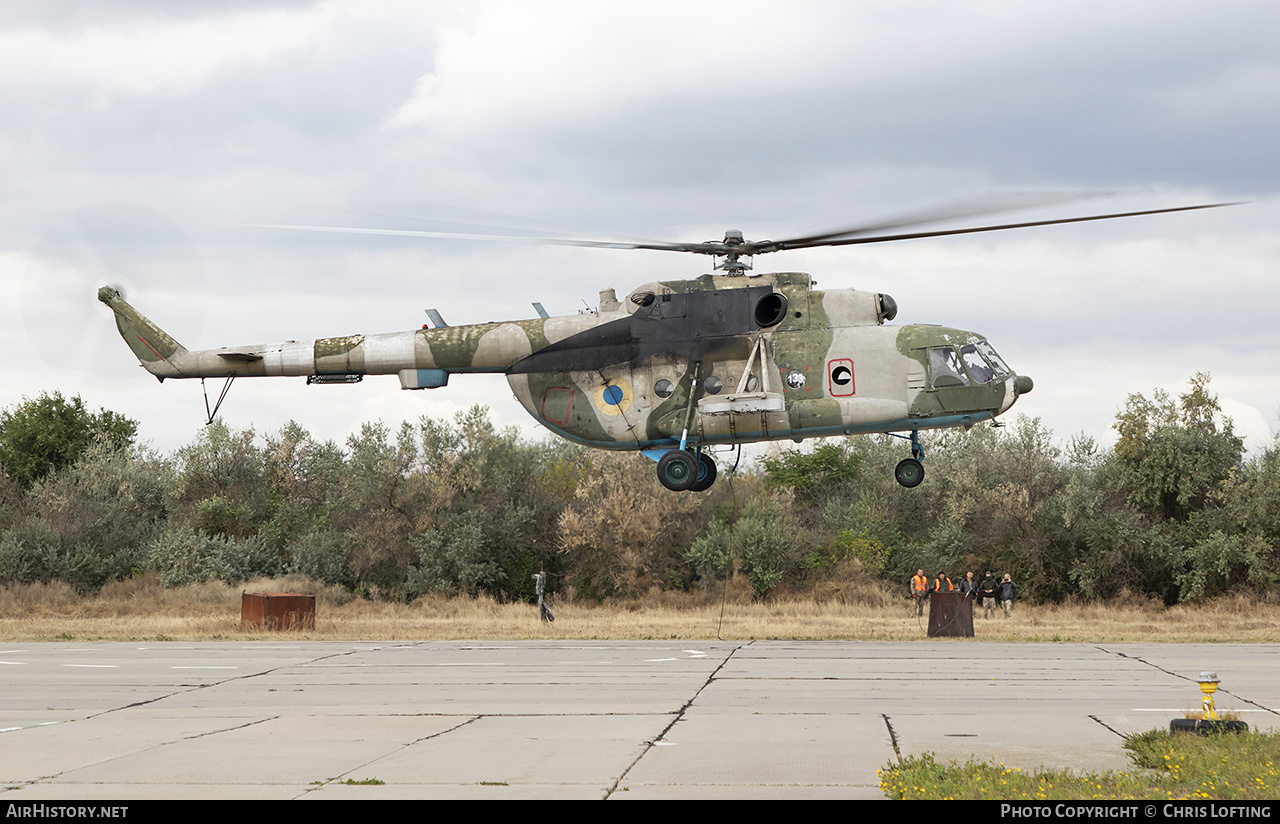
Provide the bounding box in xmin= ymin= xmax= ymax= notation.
xmin=927 ymin=591 xmax=974 ymax=637
xmin=241 ymin=592 xmax=316 ymax=630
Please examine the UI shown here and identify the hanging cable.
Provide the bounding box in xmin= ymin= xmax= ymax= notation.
xmin=716 ymin=444 xmax=743 ymax=641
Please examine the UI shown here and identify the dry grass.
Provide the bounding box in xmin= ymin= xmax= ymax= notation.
xmin=2 ymin=574 xmax=1279 ymax=642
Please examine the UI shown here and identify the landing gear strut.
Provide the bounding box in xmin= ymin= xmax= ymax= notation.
xmin=894 ymin=430 xmax=925 ymax=488
xmin=655 ymin=358 xmax=719 ymax=492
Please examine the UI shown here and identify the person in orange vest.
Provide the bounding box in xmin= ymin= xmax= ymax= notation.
xmin=934 ymin=572 xmax=953 ymax=592
xmin=910 ymin=569 xmax=929 ymax=616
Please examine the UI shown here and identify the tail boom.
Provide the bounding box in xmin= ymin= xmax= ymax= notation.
xmin=97 ymin=286 xmax=594 ymax=385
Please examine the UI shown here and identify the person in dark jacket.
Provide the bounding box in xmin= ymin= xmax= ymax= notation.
xmin=978 ymin=573 xmax=999 ymax=618
xmin=998 ymin=574 xmax=1018 ymax=618
xmin=957 ymin=571 xmax=977 ymax=597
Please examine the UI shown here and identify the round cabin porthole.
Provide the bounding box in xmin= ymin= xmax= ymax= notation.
xmin=754 ymin=293 xmax=787 ymax=327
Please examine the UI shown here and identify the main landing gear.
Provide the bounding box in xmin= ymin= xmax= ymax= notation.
xmin=893 ymin=430 xmax=925 ymax=489
xmin=656 ymin=448 xmax=717 ymax=492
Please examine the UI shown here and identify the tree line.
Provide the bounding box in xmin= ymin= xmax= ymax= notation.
xmin=1 ymin=374 xmax=1277 ymax=606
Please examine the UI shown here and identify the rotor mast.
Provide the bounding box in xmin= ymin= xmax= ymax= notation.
xmin=713 ymin=230 xmax=753 ymax=275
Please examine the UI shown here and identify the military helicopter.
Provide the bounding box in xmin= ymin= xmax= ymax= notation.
xmin=97 ymin=198 xmax=1228 ymax=492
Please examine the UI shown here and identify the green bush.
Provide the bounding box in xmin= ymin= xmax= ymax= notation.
xmin=146 ymin=528 xmax=281 ymax=587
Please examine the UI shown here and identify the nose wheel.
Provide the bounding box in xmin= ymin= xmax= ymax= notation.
xmin=893 ymin=431 xmax=926 ymax=488
xmin=894 ymin=457 xmax=924 ymax=488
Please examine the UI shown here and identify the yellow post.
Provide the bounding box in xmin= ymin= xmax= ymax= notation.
xmin=1197 ymin=671 xmax=1220 ymax=720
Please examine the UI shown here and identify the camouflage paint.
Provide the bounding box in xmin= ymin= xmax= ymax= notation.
xmin=98 ymin=272 xmax=1030 ymax=456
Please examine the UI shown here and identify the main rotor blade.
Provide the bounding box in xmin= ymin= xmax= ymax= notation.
xmin=774 ymin=202 xmax=1239 ymax=251
xmin=747 ymin=191 xmax=1105 ymax=253
xmin=253 ymin=200 xmax=1239 ymax=259
xmin=250 ymin=223 xmax=719 ymax=254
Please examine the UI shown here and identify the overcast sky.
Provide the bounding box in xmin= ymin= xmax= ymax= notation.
xmin=4 ymin=0 xmax=1278 ymax=462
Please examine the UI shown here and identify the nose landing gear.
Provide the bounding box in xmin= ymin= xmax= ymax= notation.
xmin=893 ymin=430 xmax=925 ymax=488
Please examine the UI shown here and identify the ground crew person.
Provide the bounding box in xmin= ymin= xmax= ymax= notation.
xmin=911 ymin=569 xmax=929 ymax=616
xmin=934 ymin=572 xmax=953 ymax=593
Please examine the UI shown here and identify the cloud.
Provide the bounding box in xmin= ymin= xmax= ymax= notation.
xmin=1 ymin=0 xmax=1277 ymax=459
xmin=0 ymin=5 xmax=331 ymax=98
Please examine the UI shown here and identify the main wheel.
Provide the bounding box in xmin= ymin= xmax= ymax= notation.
xmin=894 ymin=458 xmax=924 ymax=488
xmin=657 ymin=449 xmax=697 ymax=491
xmin=688 ymin=452 xmax=717 ymax=492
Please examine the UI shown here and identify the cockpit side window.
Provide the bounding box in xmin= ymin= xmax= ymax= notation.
xmin=928 ymin=347 xmax=967 ymax=388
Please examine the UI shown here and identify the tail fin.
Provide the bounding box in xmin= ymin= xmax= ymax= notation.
xmin=97 ymin=286 xmax=188 ymax=379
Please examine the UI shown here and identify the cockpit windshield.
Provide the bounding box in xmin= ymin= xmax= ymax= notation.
xmin=975 ymin=341 xmax=1011 ymax=375
xmin=930 ymin=341 xmax=1011 ymax=388
xmin=959 ymin=344 xmax=995 ymax=384
xmin=959 ymin=341 xmax=1011 ymax=384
